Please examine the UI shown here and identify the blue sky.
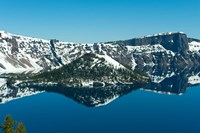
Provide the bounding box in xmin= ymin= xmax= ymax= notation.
xmin=0 ymin=0 xmax=199 ymax=43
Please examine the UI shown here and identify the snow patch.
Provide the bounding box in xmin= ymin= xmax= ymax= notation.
xmin=96 ymin=54 xmax=125 ymax=69
xmin=188 ymin=74 xmax=200 ymax=85
xmin=144 ymin=32 xmax=185 ymax=38
xmin=95 ymin=95 xmax=119 ymax=107
xmin=127 ymin=44 xmax=175 ymax=56
xmin=189 ymin=41 xmax=200 ymax=52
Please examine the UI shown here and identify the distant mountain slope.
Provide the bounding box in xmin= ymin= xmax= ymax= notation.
xmin=110 ymin=32 xmax=200 ymax=84
xmin=10 ymin=53 xmax=149 ymax=87
xmin=1 ymin=30 xmax=200 ymax=85
xmin=0 ymin=31 xmax=135 ymax=73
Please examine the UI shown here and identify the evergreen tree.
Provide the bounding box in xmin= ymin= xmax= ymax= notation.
xmin=16 ymin=122 xmax=26 ymax=133
xmin=1 ymin=115 xmax=26 ymax=133
xmin=1 ymin=115 xmax=15 ymax=133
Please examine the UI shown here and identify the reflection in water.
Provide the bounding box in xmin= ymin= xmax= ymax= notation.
xmin=0 ymin=78 xmax=43 ymax=104
xmin=1 ymin=66 xmax=200 ymax=107
xmin=141 ymin=66 xmax=200 ymax=95
xmin=143 ymin=74 xmax=187 ymax=95
xmin=35 ymin=85 xmax=141 ymax=107
xmin=0 ymin=80 xmax=140 ymax=107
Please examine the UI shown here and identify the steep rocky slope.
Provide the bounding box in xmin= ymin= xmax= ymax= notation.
xmin=1 ymin=30 xmax=200 ymax=85
xmin=0 ymin=31 xmax=136 ymax=73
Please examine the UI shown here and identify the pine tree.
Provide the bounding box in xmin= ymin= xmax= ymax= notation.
xmin=1 ymin=115 xmax=15 ymax=133
xmin=1 ymin=115 xmax=26 ymax=133
xmin=16 ymin=122 xmax=26 ymax=133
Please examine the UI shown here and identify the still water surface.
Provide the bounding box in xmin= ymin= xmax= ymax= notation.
xmin=0 ymin=84 xmax=200 ymax=133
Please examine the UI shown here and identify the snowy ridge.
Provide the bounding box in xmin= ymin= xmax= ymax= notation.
xmin=144 ymin=32 xmax=185 ymax=38
xmin=0 ymin=31 xmax=53 ymax=72
xmin=0 ymin=31 xmax=49 ymax=43
xmin=0 ymin=30 xmax=200 ymax=79
xmin=53 ymin=41 xmax=136 ymax=69
xmin=96 ymin=54 xmax=125 ymax=69
xmin=0 ymin=30 xmax=136 ymax=73
xmin=127 ymin=44 xmax=175 ymax=56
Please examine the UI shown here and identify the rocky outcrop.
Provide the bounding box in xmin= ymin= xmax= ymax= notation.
xmin=0 ymin=31 xmax=136 ymax=73
xmin=0 ymin=30 xmax=200 ymax=78
xmin=11 ymin=38 xmax=19 ymax=54
xmin=115 ymin=32 xmax=189 ymax=53
xmin=188 ymin=38 xmax=200 ymax=43
xmin=116 ymin=32 xmax=200 ymax=79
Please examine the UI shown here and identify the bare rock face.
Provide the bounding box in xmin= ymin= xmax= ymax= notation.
xmin=102 ymin=32 xmax=200 ymax=82
xmin=0 ymin=31 xmax=137 ymax=72
xmin=0 ymin=30 xmax=200 ymax=77
xmin=11 ymin=38 xmax=19 ymax=54
xmin=116 ymin=32 xmax=189 ymax=53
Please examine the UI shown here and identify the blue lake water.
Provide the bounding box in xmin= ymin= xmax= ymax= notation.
xmin=0 ymin=85 xmax=200 ymax=133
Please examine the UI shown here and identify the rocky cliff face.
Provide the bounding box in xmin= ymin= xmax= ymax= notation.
xmin=0 ymin=30 xmax=200 ymax=84
xmin=119 ymin=32 xmax=200 ymax=81
xmin=101 ymin=32 xmax=200 ymax=85
xmin=0 ymin=31 xmax=136 ymax=73
xmin=1 ymin=31 xmax=200 ymax=106
xmin=120 ymin=32 xmax=189 ymax=53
